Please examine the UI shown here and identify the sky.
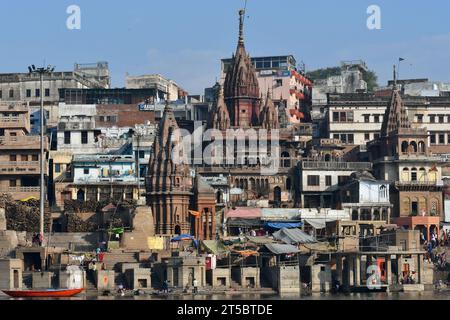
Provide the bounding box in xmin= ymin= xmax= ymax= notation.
xmin=1 ymin=0 xmax=450 ymax=94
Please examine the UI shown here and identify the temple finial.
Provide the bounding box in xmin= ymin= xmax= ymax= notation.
xmin=238 ymin=9 xmax=245 ymax=45
xmin=393 ymin=65 xmax=397 ymax=89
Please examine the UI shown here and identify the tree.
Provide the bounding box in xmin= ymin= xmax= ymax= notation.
xmin=363 ymin=70 xmax=378 ymax=92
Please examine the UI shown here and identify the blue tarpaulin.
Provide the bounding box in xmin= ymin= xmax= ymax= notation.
xmin=264 ymin=221 xmax=303 ymax=230
xmin=171 ymin=234 xmax=195 ymax=242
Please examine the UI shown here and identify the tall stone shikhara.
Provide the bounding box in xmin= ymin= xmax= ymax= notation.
xmin=223 ymin=9 xmax=261 ymax=128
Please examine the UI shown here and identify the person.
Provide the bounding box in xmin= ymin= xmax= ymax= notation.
xmin=250 ymin=229 xmax=256 ymax=237
xmin=162 ymin=280 xmax=169 ymax=293
xmin=431 ymin=233 xmax=436 ymax=248
xmin=193 ymin=278 xmax=198 ymax=294
xmin=118 ymin=284 xmax=125 ymax=296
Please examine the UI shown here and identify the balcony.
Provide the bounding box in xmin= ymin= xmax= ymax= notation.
xmin=0 ymin=161 xmax=44 ymax=175
xmin=0 ymin=136 xmax=48 ymax=150
xmin=58 ymin=122 xmax=95 ymax=131
xmin=0 ymin=186 xmax=40 ymax=200
xmin=301 ymin=161 xmax=372 ymax=171
xmin=395 ymin=180 xmax=444 ymax=191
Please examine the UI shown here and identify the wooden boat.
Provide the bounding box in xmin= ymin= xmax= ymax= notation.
xmin=2 ymin=288 xmax=84 ymax=298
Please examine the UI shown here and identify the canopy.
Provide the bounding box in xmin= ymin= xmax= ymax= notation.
xmin=272 ymin=228 xmax=316 ymax=245
xmin=201 ymin=240 xmax=229 ymax=254
xmin=226 ymin=207 xmax=262 ymax=219
xmin=264 ymin=221 xmax=302 ymax=230
xmin=170 ymin=234 xmax=195 ymax=242
xmin=233 ymin=250 xmax=259 ymax=257
xmin=264 ymin=243 xmax=300 ymax=255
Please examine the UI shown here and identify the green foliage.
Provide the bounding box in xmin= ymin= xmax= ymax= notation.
xmin=306 ymin=66 xmax=379 ymax=92
xmin=306 ymin=67 xmax=341 ymax=81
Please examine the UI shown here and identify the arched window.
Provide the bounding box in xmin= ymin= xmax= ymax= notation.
xmin=401 ymin=168 xmax=409 ymax=182
xmin=410 ymin=141 xmax=418 ymax=153
xmin=379 ymin=185 xmax=387 ymax=200
xmin=402 ymin=197 xmax=410 ymax=216
xmin=324 ymin=154 xmax=332 ymax=162
xmin=418 ymin=141 xmax=425 ymax=153
xmin=419 ymin=197 xmax=427 ymax=216
xmin=429 ymin=168 xmax=437 ymax=182
xmin=401 ymin=141 xmax=409 ymax=153
xmin=381 ymin=209 xmax=388 ymax=221
xmin=281 ymin=151 xmax=290 ymax=167
xmin=250 ymin=178 xmax=256 ymax=191
xmin=418 ymin=168 xmax=426 ymax=182
xmin=430 ymin=198 xmax=439 ymax=216
xmin=352 ymin=210 xmax=358 ymax=221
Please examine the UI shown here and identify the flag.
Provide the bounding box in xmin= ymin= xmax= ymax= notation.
xmin=399 ymin=58 xmax=405 ymax=61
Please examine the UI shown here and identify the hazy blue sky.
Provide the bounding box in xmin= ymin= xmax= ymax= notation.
xmin=1 ymin=0 xmax=450 ymax=94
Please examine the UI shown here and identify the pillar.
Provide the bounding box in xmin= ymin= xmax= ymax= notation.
xmin=386 ymin=255 xmax=392 ymax=285
xmin=370 ymin=207 xmax=374 ymax=221
xmin=397 ymin=255 xmax=403 ymax=283
xmin=426 ymin=226 xmax=430 ymax=242
xmin=336 ymin=255 xmax=343 ymax=283
xmin=355 ymin=255 xmax=361 ymax=287
xmin=417 ymin=254 xmax=423 ymax=284
xmin=348 ymin=256 xmax=354 ymax=287
xmin=357 ymin=208 xmax=361 ymax=221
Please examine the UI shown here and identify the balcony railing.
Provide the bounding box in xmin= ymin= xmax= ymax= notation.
xmin=301 ymin=161 xmax=372 ymax=171
xmin=1 ymin=186 xmax=40 ymax=193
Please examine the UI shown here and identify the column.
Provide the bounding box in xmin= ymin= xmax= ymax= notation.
xmin=387 ymin=207 xmax=391 ymax=223
xmin=370 ymin=207 xmax=374 ymax=221
xmin=357 ymin=208 xmax=361 ymax=221
xmin=336 ymin=255 xmax=343 ymax=283
xmin=426 ymin=226 xmax=430 ymax=242
xmin=417 ymin=254 xmax=423 ymax=284
xmin=386 ymin=255 xmax=392 ymax=286
xmin=397 ymin=255 xmax=403 ymax=284
xmin=355 ymin=255 xmax=361 ymax=287
xmin=348 ymin=256 xmax=354 ymax=287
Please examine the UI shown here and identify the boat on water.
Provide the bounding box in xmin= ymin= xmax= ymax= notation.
xmin=2 ymin=288 xmax=84 ymax=298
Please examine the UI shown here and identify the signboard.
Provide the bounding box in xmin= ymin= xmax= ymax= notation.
xmin=138 ymin=103 xmax=155 ymax=111
xmin=230 ymin=188 xmax=243 ymax=195
xmin=440 ymin=154 xmax=450 ymax=162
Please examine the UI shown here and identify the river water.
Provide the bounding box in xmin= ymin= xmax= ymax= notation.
xmin=1 ymin=291 xmax=450 ymax=300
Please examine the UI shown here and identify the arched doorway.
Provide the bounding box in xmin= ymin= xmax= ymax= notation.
xmin=174 ymin=225 xmax=181 ymax=235
xmin=76 ymin=189 xmax=85 ymax=201
xmin=274 ymin=187 xmax=282 ymax=203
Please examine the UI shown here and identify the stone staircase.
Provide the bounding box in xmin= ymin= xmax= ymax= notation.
xmin=45 ymin=232 xmax=99 ymax=252
xmin=102 ymin=251 xmax=139 ymax=271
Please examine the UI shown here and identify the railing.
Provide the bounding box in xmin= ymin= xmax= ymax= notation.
xmin=1 ymin=186 xmax=40 ymax=192
xmin=0 ymin=161 xmax=39 ymax=167
xmin=301 ymin=161 xmax=372 ymax=171
xmin=395 ymin=181 xmax=443 ymax=187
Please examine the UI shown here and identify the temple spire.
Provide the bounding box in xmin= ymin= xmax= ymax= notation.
xmin=393 ymin=65 xmax=397 ymax=89
xmin=238 ymin=9 xmax=245 ymax=45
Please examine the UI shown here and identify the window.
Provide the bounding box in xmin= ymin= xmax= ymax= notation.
xmin=21 ymin=155 xmax=28 ymax=161
xmin=55 ymin=164 xmax=61 ymax=173
xmin=325 ymin=176 xmax=332 ymax=186
xmin=35 ymin=89 xmax=40 ymax=97
xmin=333 ymin=134 xmax=339 ymax=140
xmin=339 ymin=112 xmax=347 ymax=122
xmin=416 ymin=114 xmax=423 ymax=123
xmin=45 ymin=89 xmax=50 ymax=97
xmin=32 ymin=155 xmax=38 ymax=161
xmin=439 ymin=116 xmax=444 ymax=123
xmin=364 ymin=115 xmax=370 ymax=123
xmin=374 ymin=115 xmax=380 ymax=123
xmin=411 ymin=168 xmax=417 ymax=181
xmin=139 ymin=150 xmax=145 ymax=159
xmin=0 ymin=129 xmax=4 ymax=136
xmin=364 ymin=133 xmax=370 ymax=141
xmin=26 ymin=89 xmax=31 ymax=98
xmin=448 ymin=115 xmax=450 ymax=123
xmin=374 ymin=133 xmax=380 ymax=140
xmin=430 ymin=134 xmax=436 ymax=144
xmin=10 ymin=155 xmax=17 ymax=161
xmin=64 ymin=131 xmax=71 ymax=144
xmin=338 ymin=176 xmax=348 ymax=185
xmin=9 ymin=180 xmax=16 ymax=187
xmin=0 ymin=90 xmax=2 ymax=99
xmin=9 ymin=89 xmax=14 ymax=98
xmin=448 ymin=134 xmax=450 ymax=145
xmin=307 ymin=175 xmax=320 ymax=186
xmin=348 ymin=134 xmax=354 ymax=144
xmin=332 ymin=112 xmax=339 ymax=122
xmin=439 ymin=134 xmax=445 ymax=144
xmin=430 ymin=115 xmax=435 ymax=123
xmin=83 ymin=168 xmax=89 ymax=175
xmin=81 ymin=131 xmax=88 ymax=144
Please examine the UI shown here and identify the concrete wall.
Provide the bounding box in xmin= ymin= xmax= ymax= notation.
xmin=95 ymin=270 xmax=115 ymax=291
xmin=208 ymin=268 xmax=231 ymax=287
xmin=125 ymin=268 xmax=152 ymax=290
xmin=0 ymin=259 xmax=22 ymax=290
xmin=32 ymin=272 xmax=54 ymax=289
xmin=278 ymin=265 xmax=301 ymax=294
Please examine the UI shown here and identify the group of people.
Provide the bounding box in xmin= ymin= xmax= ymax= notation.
xmin=422 ymin=229 xmax=450 ymax=248
xmin=31 ymin=233 xmax=43 ymax=246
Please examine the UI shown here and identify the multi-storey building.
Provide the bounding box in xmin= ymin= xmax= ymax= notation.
xmin=0 ymin=62 xmax=110 ymax=105
xmin=326 ymin=92 xmax=450 ymax=156
xmin=368 ymin=71 xmax=446 ymax=240
xmin=125 ymin=73 xmax=187 ymax=101
xmin=0 ymin=102 xmax=48 ymax=200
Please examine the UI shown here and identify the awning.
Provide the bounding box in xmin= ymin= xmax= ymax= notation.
xmin=272 ymin=228 xmax=316 ymax=245
xmin=171 ymin=234 xmax=195 ymax=242
xmin=201 ymin=240 xmax=229 ymax=254
xmin=304 ymin=218 xmax=326 ymax=230
xmin=246 ymin=236 xmax=277 ymax=245
xmin=264 ymin=221 xmax=302 ymax=229
xmin=227 ymin=218 xmax=262 ymax=227
xmin=264 ymin=243 xmax=300 ymax=255
xmin=226 ymin=207 xmax=262 ymax=219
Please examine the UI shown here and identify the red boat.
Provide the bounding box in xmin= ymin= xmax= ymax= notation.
xmin=2 ymin=288 xmax=84 ymax=298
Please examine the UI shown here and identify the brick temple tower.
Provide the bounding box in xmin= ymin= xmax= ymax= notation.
xmin=223 ymin=9 xmax=261 ymax=128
